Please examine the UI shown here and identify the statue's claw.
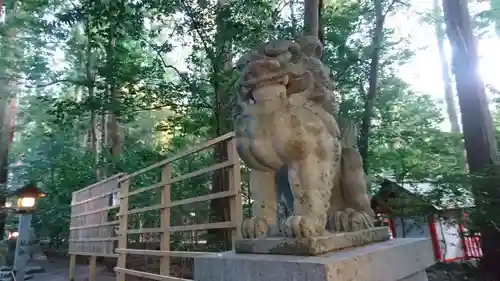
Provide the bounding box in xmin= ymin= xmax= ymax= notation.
xmin=241 ymin=217 xmax=269 ymax=238
xmin=327 ymin=208 xmax=374 ymax=232
xmin=283 ymin=215 xmax=324 ymax=238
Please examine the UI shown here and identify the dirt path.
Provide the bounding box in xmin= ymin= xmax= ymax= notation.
xmin=30 ymin=259 xmax=115 ymax=281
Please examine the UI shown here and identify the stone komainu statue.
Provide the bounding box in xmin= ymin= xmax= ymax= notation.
xmin=232 ymin=36 xmax=374 ymax=238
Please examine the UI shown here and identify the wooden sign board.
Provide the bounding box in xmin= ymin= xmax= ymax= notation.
xmin=68 ymin=173 xmax=124 ymax=257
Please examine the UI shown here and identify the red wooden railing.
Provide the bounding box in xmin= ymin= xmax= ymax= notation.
xmin=464 ymin=234 xmax=482 ymax=258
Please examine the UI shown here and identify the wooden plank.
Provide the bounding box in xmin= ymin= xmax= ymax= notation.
xmin=70 ymin=205 xmax=119 ymax=218
xmin=160 ymin=164 xmax=172 ymax=276
xmin=69 ymin=221 xmax=119 ymax=230
xmin=119 ymin=132 xmax=235 ymax=182
xmin=69 ymin=254 xmax=76 ymax=281
xmin=67 ymin=252 xmax=118 ymax=258
xmin=89 ymin=256 xmax=97 ymax=281
xmin=116 ymin=179 xmax=130 ymax=281
xmin=170 ymin=221 xmax=235 ymax=232
xmin=170 ymin=190 xmax=236 ymax=207
xmin=125 ymin=190 xmax=236 ymax=215
xmin=114 ymin=248 xmax=216 ymax=258
xmin=68 ymin=237 xmax=119 ymax=242
xmin=114 ymin=267 xmax=191 ymax=281
xmin=124 ymin=227 xmax=164 ymax=234
xmin=127 ymin=204 xmax=163 ymax=215
xmin=72 ymin=173 xmax=124 ymax=197
xmin=124 ymin=221 xmax=236 ymax=234
xmin=227 ymin=138 xmax=244 ymax=246
xmin=71 ymin=191 xmax=115 ymax=206
xmin=122 ymin=160 xmax=234 ymax=198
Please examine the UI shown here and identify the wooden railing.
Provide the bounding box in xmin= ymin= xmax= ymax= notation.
xmin=114 ymin=132 xmax=243 ymax=281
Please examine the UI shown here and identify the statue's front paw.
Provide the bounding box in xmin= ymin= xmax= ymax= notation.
xmin=327 ymin=208 xmax=374 ymax=232
xmin=241 ymin=217 xmax=269 ymax=238
xmin=283 ymin=215 xmax=325 ymax=238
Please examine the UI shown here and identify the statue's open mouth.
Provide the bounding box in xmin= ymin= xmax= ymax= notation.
xmin=242 ymin=57 xmax=314 ymax=105
xmin=245 ymin=73 xmax=313 ymax=105
xmin=244 ymin=72 xmax=289 ymax=104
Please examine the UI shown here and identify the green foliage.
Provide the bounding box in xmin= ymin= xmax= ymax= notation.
xmin=1 ymin=0 xmax=477 ymax=246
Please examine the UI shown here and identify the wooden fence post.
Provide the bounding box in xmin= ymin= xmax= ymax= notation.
xmin=69 ymin=254 xmax=76 ymax=281
xmin=227 ymin=138 xmax=243 ymax=247
xmin=89 ymin=255 xmax=97 ymax=281
xmin=116 ymin=179 xmax=130 ymax=281
xmin=160 ymin=164 xmax=172 ymax=276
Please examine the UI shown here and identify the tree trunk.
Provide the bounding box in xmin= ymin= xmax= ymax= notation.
xmin=442 ymin=0 xmax=500 ymax=279
xmin=0 ymin=0 xmax=20 ymax=240
xmin=91 ymin=109 xmax=100 ymax=178
xmin=358 ymin=0 xmax=384 ymax=173
xmin=207 ymin=0 xmax=234 ymax=250
xmin=433 ymin=0 xmax=468 ymax=173
xmin=106 ymin=20 xmax=121 ymax=174
xmin=318 ymin=0 xmax=324 ymax=45
xmin=290 ymin=0 xmax=298 ymax=38
xmin=304 ymin=0 xmax=319 ymax=37
xmin=100 ymin=112 xmax=108 ymax=177
xmin=433 ymin=0 xmax=460 ymax=133
xmin=84 ymin=17 xmax=101 ymax=180
xmin=0 ymin=100 xmax=11 ymax=241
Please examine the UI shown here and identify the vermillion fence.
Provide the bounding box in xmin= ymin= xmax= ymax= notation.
xmin=464 ymin=234 xmax=482 ymax=259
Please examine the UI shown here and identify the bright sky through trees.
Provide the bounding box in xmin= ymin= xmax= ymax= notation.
xmin=390 ymin=1 xmax=499 ymax=131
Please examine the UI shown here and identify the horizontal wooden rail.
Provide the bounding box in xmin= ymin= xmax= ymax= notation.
xmin=71 ymin=191 xmax=116 ymax=206
xmin=68 ymin=237 xmax=119 ymax=242
xmin=68 ymin=252 xmax=118 ymax=258
xmin=115 ymin=248 xmax=216 ymax=258
xmin=125 ymin=190 xmax=237 ymax=215
xmin=122 ymin=160 xmax=234 ymax=199
xmin=113 ymin=135 xmax=242 ymax=281
xmin=69 ymin=220 xmax=119 ymax=230
xmin=114 ymin=267 xmax=191 ymax=281
xmin=122 ymin=221 xmax=235 ymax=234
xmin=71 ymin=205 xmax=119 ymax=218
xmin=72 ymin=173 xmax=124 ymax=195
xmin=119 ymin=132 xmax=235 ymax=182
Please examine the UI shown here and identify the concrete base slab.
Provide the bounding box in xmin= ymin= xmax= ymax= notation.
xmin=195 ymin=238 xmax=435 ymax=281
xmin=235 ymin=227 xmax=390 ymax=256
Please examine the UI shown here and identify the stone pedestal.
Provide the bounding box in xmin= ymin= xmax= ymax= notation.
xmin=235 ymin=227 xmax=390 ymax=256
xmin=194 ymin=238 xmax=435 ymax=281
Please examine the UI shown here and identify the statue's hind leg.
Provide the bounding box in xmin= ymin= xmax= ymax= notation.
xmin=284 ymin=154 xmax=337 ymax=238
xmin=328 ymin=148 xmax=374 ymax=232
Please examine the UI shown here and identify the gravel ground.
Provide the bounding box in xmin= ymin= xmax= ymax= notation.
xmin=30 ymin=259 xmax=115 ymax=281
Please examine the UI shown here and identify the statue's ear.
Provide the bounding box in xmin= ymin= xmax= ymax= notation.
xmin=286 ymin=71 xmax=314 ymax=96
xmin=313 ymin=44 xmax=323 ymax=58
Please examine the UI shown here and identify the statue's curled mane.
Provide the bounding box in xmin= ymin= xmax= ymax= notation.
xmin=231 ymin=36 xmax=337 ymax=120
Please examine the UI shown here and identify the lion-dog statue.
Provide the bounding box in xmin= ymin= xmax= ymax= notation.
xmin=232 ymin=36 xmax=374 ymax=239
